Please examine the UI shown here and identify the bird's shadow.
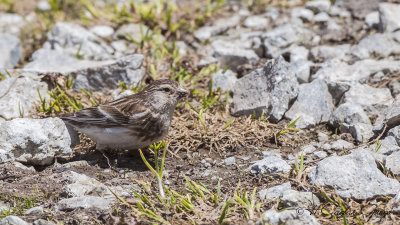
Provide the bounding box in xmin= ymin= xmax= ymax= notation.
xmin=57 ymin=148 xmax=154 ymax=172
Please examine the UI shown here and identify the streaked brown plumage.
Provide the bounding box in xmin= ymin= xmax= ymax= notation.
xmin=61 ymin=79 xmax=188 ymax=150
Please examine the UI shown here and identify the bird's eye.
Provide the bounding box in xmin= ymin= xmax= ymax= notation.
xmin=163 ymin=87 xmax=171 ymax=92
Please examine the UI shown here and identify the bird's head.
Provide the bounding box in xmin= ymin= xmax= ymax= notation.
xmin=142 ymin=79 xmax=189 ymax=110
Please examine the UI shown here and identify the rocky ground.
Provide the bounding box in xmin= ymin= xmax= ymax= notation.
xmin=1 ymin=0 xmax=400 ymax=224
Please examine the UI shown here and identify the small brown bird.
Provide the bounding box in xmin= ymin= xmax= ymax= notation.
xmin=61 ymin=79 xmax=188 ymax=150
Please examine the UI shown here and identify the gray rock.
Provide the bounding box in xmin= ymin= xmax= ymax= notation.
xmin=197 ymin=56 xmax=218 ymax=68
xmin=113 ymin=23 xmax=150 ymax=42
xmin=313 ymin=151 xmax=328 ymax=159
xmin=61 ymin=171 xmax=114 ymax=198
xmin=329 ymin=140 xmax=354 ymax=151
xmin=370 ymin=136 xmax=400 ymax=155
xmin=56 ymin=196 xmax=113 ymax=211
xmin=243 ymin=15 xmax=269 ymax=30
xmin=259 ymin=182 xmax=292 ymax=200
xmin=305 ymin=0 xmax=331 ymax=13
xmin=300 ymin=143 xmax=317 ymax=156
xmin=223 ymin=156 xmax=236 ymax=166
xmin=211 ymin=69 xmax=237 ymax=92
xmin=263 ymin=24 xmax=313 ymax=57
xmin=231 ymin=57 xmax=299 ymax=122
xmin=312 ymin=59 xmax=400 ymax=93
xmin=310 ymin=44 xmax=350 ymax=62
xmin=335 ymin=0 xmax=378 ymax=19
xmin=0 ymin=216 xmax=30 ymax=225
xmin=387 ymin=126 xmax=400 ymax=146
xmin=314 ymin=12 xmax=330 ymax=23
xmin=73 ymin=54 xmax=145 ymax=91
xmin=379 ymin=3 xmax=400 ymax=32
xmin=0 ymin=118 xmax=73 ymax=165
xmin=0 ymin=13 xmax=25 ymax=36
xmin=0 ymin=73 xmax=49 ymax=120
xmin=328 ymin=5 xmax=352 ymax=18
xmin=317 ymin=132 xmax=329 ymax=142
xmin=292 ymin=60 xmax=312 ymax=83
xmin=256 ymin=209 xmax=320 ymax=225
xmin=13 ymin=161 xmax=35 ymax=171
xmin=37 ymin=0 xmax=51 ymax=11
xmin=175 ymin=41 xmax=187 ymax=56
xmin=388 ymin=193 xmax=400 ymax=213
xmin=212 ymin=39 xmax=259 ymax=71
xmin=24 ymin=49 xmax=82 ymax=72
xmin=43 ymin=22 xmax=113 ymax=60
xmin=349 ymin=123 xmax=374 ymax=143
xmin=352 ymin=33 xmax=400 ymax=59
xmin=309 ymin=149 xmax=400 ymax=200
xmin=286 ymin=45 xmax=309 ymax=62
xmin=373 ymin=96 xmax=400 ymax=136
xmin=24 ymin=206 xmax=44 ymax=215
xmin=386 ymin=151 xmax=400 ymax=175
xmin=365 ymin=11 xmax=380 ymax=28
xmin=340 ymin=83 xmax=393 ymax=115
xmin=281 ymin=190 xmax=320 ymax=209
xmin=291 ymin=7 xmax=314 ymax=22
xmin=249 ymin=152 xmax=291 ymax=175
xmin=26 ymin=51 xmax=145 ymax=91
xmin=0 ymin=34 xmax=21 ymax=69
xmin=285 ymin=79 xmax=334 ymax=128
xmin=0 ymin=200 xmax=9 ymax=212
xmin=194 ymin=15 xmax=240 ymax=42
xmin=62 ymin=160 xmax=90 ymax=168
xmin=111 ymin=40 xmax=128 ymax=57
xmin=329 ymin=103 xmax=372 ymax=142
xmin=33 ymin=219 xmax=56 ymax=225
xmin=90 ymin=25 xmax=114 ymax=38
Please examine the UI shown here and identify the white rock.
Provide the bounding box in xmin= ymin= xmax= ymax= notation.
xmin=211 ymin=69 xmax=237 ymax=92
xmin=340 ymin=83 xmax=393 ymax=115
xmin=24 ymin=206 xmax=44 ymax=215
xmin=0 ymin=118 xmax=73 ymax=165
xmin=0 ymin=73 xmax=49 ymax=120
xmin=365 ymin=11 xmax=379 ymax=28
xmin=256 ymin=209 xmax=320 ymax=225
xmin=90 ymin=25 xmax=114 ymax=38
xmin=305 ymin=0 xmax=331 ymax=13
xmin=43 ymin=22 xmax=113 ymax=60
xmin=285 ymin=79 xmax=334 ymax=128
xmin=194 ymin=15 xmax=240 ymax=41
xmin=231 ymin=57 xmax=299 ymax=122
xmin=352 ymin=33 xmax=400 ymax=59
xmin=243 ymin=15 xmax=269 ymax=30
xmin=259 ymin=182 xmax=292 ymax=200
xmin=249 ymin=152 xmax=291 ymax=175
xmin=56 ymin=196 xmax=113 ymax=211
xmin=291 ymin=7 xmax=314 ymax=22
xmin=281 ymin=190 xmax=320 ymax=209
xmin=0 ymin=34 xmax=21 ymax=69
xmin=25 ymin=51 xmax=145 ymax=91
xmin=0 ymin=13 xmax=25 ymax=36
xmin=379 ymin=3 xmax=400 ymax=32
xmin=310 ymin=44 xmax=350 ymax=62
xmin=60 ymin=171 xmax=114 ymax=198
xmin=386 ymin=151 xmax=400 ymax=175
xmin=314 ymin=12 xmax=330 ymax=23
xmin=37 ymin=0 xmax=51 ymax=11
xmin=310 ymin=148 xmax=400 ymax=200
xmin=212 ymin=39 xmax=259 ymax=71
xmin=0 ymin=216 xmax=30 ymax=225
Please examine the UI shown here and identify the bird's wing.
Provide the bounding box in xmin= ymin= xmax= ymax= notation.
xmin=61 ymin=95 xmax=151 ymax=126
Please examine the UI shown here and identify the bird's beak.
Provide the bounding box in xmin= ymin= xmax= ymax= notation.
xmin=177 ymin=86 xmax=189 ymax=99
